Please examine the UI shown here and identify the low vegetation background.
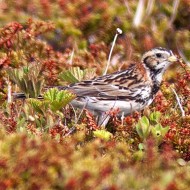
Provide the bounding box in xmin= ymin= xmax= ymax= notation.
xmin=0 ymin=0 xmax=190 ymax=189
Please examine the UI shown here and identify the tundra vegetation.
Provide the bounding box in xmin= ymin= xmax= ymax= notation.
xmin=0 ymin=1 xmax=190 ymax=189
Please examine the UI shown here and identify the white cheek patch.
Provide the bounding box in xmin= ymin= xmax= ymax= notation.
xmin=155 ymin=61 xmax=167 ymax=69
xmin=154 ymin=60 xmax=172 ymax=83
xmin=155 ymin=73 xmax=163 ymax=83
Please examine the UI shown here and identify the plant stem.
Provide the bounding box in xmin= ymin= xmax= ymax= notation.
xmin=103 ymin=28 xmax=122 ymax=76
xmin=171 ymin=87 xmax=185 ymax=117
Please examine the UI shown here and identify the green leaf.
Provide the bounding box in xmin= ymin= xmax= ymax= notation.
xmin=27 ymin=98 xmax=49 ymax=115
xmin=149 ymin=111 xmax=161 ymax=123
xmin=138 ymin=143 xmax=144 ymax=150
xmin=140 ymin=116 xmax=150 ymax=127
xmin=59 ymin=67 xmax=96 ymax=83
xmin=59 ymin=67 xmax=84 ymax=83
xmin=69 ymin=67 xmax=84 ymax=81
xmin=7 ymin=63 xmax=44 ymax=98
xmin=0 ymin=92 xmax=5 ymax=101
xmin=44 ymin=88 xmax=75 ymax=111
xmin=59 ymin=70 xmax=79 ymax=83
xmin=151 ymin=124 xmax=169 ymax=144
xmin=16 ymin=117 xmax=27 ymax=129
xmin=23 ymin=66 xmax=29 ymax=74
xmin=136 ymin=116 xmax=151 ymax=140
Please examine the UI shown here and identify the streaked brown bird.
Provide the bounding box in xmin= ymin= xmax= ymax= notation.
xmin=14 ymin=47 xmax=178 ymax=126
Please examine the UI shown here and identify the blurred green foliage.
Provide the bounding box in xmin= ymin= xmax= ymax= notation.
xmin=7 ymin=63 xmax=44 ymax=98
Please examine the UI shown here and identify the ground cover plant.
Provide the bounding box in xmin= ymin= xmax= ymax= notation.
xmin=0 ymin=0 xmax=190 ymax=189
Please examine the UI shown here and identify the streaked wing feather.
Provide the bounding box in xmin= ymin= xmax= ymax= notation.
xmin=61 ymin=63 xmax=150 ymax=100
xmin=68 ymin=84 xmax=120 ymax=97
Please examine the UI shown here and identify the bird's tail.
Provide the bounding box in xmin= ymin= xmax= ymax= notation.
xmin=13 ymin=92 xmax=26 ymax=99
xmin=12 ymin=86 xmax=67 ymax=100
xmin=13 ymin=93 xmax=43 ymax=99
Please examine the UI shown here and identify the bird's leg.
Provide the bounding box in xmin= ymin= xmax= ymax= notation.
xmin=97 ymin=100 xmax=118 ymax=127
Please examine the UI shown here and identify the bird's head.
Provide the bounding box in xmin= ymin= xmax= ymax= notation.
xmin=142 ymin=47 xmax=178 ymax=82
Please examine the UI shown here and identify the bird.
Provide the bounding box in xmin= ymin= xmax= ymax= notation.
xmin=60 ymin=47 xmax=178 ymax=125
xmin=14 ymin=47 xmax=178 ymax=126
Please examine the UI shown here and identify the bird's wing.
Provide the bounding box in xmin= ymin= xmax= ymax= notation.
xmin=61 ymin=64 xmax=151 ymax=100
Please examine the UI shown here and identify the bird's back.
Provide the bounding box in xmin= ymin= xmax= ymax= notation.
xmin=62 ymin=62 xmax=154 ymax=115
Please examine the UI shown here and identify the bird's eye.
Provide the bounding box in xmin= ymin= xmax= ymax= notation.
xmin=156 ymin=53 xmax=162 ymax=58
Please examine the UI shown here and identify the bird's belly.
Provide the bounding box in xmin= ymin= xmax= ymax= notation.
xmin=70 ymin=97 xmax=149 ymax=116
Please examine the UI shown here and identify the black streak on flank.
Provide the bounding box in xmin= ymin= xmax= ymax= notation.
xmin=152 ymin=83 xmax=160 ymax=95
xmin=97 ymin=95 xmax=134 ymax=101
xmin=83 ymin=81 xmax=93 ymax=84
xmin=115 ymin=84 xmax=128 ymax=90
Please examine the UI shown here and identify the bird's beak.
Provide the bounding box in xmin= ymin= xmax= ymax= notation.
xmin=167 ymin=55 xmax=178 ymax=62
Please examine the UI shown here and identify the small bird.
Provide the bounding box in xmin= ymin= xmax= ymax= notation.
xmin=57 ymin=47 xmax=178 ymax=125
xmin=14 ymin=47 xmax=178 ymax=126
